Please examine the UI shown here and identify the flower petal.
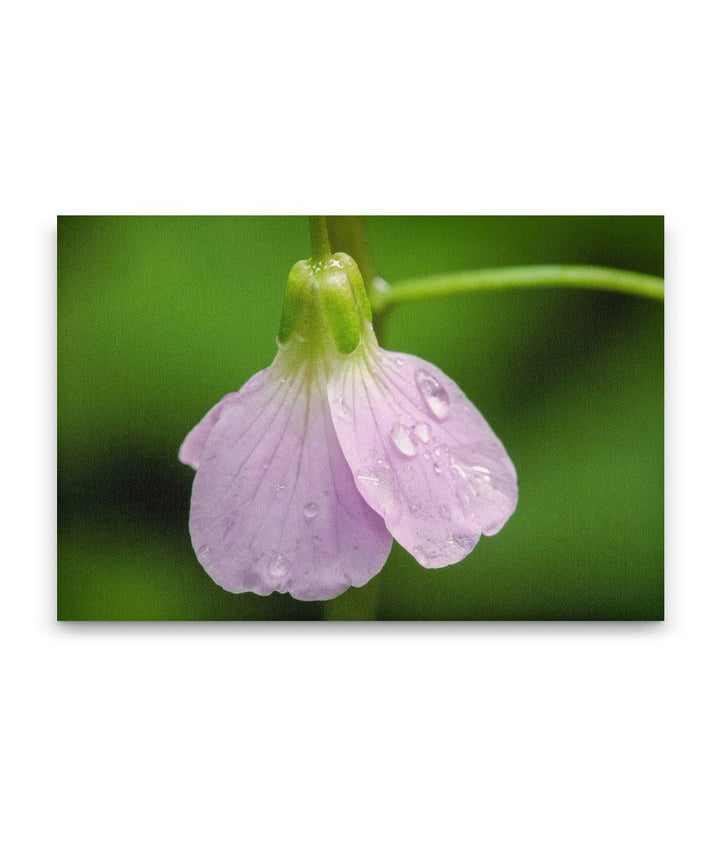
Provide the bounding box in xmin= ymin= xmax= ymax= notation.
xmin=327 ymin=346 xmax=518 ymax=568
xmin=188 ymin=360 xmax=393 ymax=600
xmin=179 ymin=372 xmax=266 ymax=469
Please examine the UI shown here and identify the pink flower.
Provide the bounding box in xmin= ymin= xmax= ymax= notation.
xmin=180 ymin=252 xmax=517 ymax=601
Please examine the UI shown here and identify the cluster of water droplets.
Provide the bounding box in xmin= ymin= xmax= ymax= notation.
xmin=385 ymin=368 xmax=453 ymax=462
xmin=383 ymin=368 xmax=460 ymax=493
xmin=389 ymin=419 xmax=448 ymax=462
xmin=446 ymin=459 xmax=496 ymax=516
xmin=411 ymin=530 xmax=477 ymax=566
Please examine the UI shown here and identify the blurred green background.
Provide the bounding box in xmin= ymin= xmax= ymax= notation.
xmin=57 ymin=216 xmax=663 ymax=620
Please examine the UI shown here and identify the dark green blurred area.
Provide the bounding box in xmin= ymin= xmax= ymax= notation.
xmin=57 ymin=216 xmax=663 ymax=620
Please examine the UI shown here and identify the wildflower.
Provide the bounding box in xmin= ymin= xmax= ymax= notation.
xmin=180 ymin=248 xmax=517 ymax=601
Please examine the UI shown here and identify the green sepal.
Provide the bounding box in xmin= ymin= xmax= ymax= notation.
xmin=276 ymin=253 xmax=373 ymax=355
xmin=277 ymin=260 xmax=312 ymax=344
xmin=318 ymin=266 xmax=361 ymax=353
xmin=334 ymin=252 xmax=373 ymax=321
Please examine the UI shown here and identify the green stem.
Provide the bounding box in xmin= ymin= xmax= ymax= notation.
xmin=309 ymin=216 xmax=331 ymax=262
xmin=326 ymin=217 xmax=377 ymax=286
xmin=372 ymin=265 xmax=664 ymax=313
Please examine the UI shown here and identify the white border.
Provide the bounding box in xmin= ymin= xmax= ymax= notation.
xmin=4 ymin=1 xmax=718 ymax=854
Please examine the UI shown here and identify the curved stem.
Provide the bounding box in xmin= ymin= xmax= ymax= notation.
xmin=372 ymin=265 xmax=664 ymax=313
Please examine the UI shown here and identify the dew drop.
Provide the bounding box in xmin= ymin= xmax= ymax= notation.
xmin=448 ymin=533 xmax=475 ymax=552
xmin=334 ymin=396 xmax=352 ymax=421
xmin=434 ymin=463 xmax=442 ymax=474
xmin=414 ymin=422 xmax=430 ymax=443
xmin=415 ymin=369 xmax=450 ymax=421
xmin=356 ymin=462 xmax=401 ymax=521
xmin=262 ymin=461 xmax=270 ymax=470
xmin=274 ymin=483 xmax=286 ymax=495
xmin=303 ymin=502 xmax=319 ymax=519
xmin=268 ymin=553 xmax=289 ymax=578
xmin=423 ymin=450 xmax=431 ymax=460
xmin=395 ymin=357 xmax=405 ymax=366
xmin=390 ymin=423 xmax=418 ymax=457
xmin=413 ymin=543 xmax=441 ymax=563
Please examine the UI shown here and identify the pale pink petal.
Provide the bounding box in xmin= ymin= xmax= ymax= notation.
xmin=327 ymin=346 xmax=518 ymax=568
xmin=178 ymin=371 xmax=270 ymax=469
xmin=188 ymin=361 xmax=392 ymax=600
xmin=179 ymin=395 xmax=235 ymax=469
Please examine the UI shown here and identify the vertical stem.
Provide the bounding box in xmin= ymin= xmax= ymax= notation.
xmin=326 ymin=217 xmax=376 ymax=285
xmin=309 ymin=216 xmax=331 ymax=262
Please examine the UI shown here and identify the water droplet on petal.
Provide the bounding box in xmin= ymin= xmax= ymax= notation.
xmin=414 ymin=422 xmax=430 ymax=443
xmin=356 ymin=462 xmax=401 ymax=522
xmin=434 ymin=463 xmax=442 ymax=474
xmin=395 ymin=357 xmax=405 ymax=366
xmin=415 ymin=369 xmax=450 ymax=421
xmin=303 ymin=502 xmax=319 ymax=519
xmin=334 ymin=396 xmax=352 ymax=421
xmin=262 ymin=461 xmax=270 ymax=470
xmin=449 ymin=462 xmax=473 ymax=488
xmin=423 ymin=450 xmax=431 ymax=460
xmin=448 ymin=533 xmax=475 ymax=552
xmin=268 ymin=554 xmax=289 ymax=578
xmin=413 ymin=543 xmax=441 ymax=563
xmin=274 ymin=483 xmax=286 ymax=495
xmin=390 ymin=423 xmax=417 ymax=457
